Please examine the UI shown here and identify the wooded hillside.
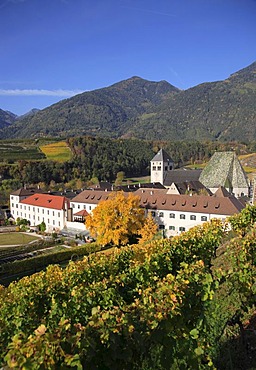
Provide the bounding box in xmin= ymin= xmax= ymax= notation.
xmin=0 ymin=62 xmax=255 ymax=141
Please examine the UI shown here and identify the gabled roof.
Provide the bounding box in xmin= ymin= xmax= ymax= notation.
xmin=118 ymin=182 xmax=166 ymax=192
xmin=74 ymin=209 xmax=89 ymax=217
xmin=164 ymin=169 xmax=202 ymax=186
xmin=89 ymin=182 xmax=113 ymax=191
xmin=133 ymin=188 xmax=244 ymax=216
xmin=50 ymin=189 xmax=82 ymax=199
xmin=199 ymin=152 xmax=248 ymax=189
xmin=167 ymin=180 xmax=211 ymax=195
xmin=214 ymin=186 xmax=232 ymax=198
xmin=151 ymin=149 xmax=173 ymax=162
xmin=71 ymin=189 xmax=113 ymax=204
xmin=20 ymin=193 xmax=69 ymax=210
xmin=11 ymin=187 xmax=44 ymax=197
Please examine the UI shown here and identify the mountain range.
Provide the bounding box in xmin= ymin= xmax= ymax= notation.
xmin=0 ymin=61 xmax=255 ymax=141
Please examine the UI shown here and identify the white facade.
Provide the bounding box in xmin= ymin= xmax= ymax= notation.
xmin=9 ymin=187 xmax=244 ymax=238
xmin=14 ymin=204 xmax=66 ymax=232
xmin=147 ymin=207 xmax=226 ymax=237
xmin=10 ymin=192 xmax=69 ymax=233
xmin=70 ymin=201 xmax=97 ymax=215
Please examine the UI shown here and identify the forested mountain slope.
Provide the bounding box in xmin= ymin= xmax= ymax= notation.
xmin=0 ymin=77 xmax=179 ymax=139
xmin=129 ymin=61 xmax=256 ymax=141
xmin=0 ymin=61 xmax=255 ymax=141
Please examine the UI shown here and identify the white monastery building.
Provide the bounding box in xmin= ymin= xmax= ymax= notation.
xmin=10 ymin=192 xmax=70 ymax=233
xmin=9 ymin=150 xmax=248 ymax=236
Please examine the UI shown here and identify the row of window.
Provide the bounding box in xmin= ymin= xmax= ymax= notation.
xmin=156 ymin=211 xmax=207 ymax=222
xmin=159 ymin=225 xmax=186 ymax=232
xmin=152 ymin=166 xmax=162 ymax=171
xmin=71 ymin=204 xmax=92 ymax=211
xmin=152 ymin=165 xmax=172 ymax=171
xmin=12 ymin=204 xmax=61 ymax=217
xmin=14 ymin=211 xmax=61 ymax=227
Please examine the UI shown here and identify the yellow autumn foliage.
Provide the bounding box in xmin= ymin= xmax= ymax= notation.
xmin=86 ymin=192 xmax=146 ymax=246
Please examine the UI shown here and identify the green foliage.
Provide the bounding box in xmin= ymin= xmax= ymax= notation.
xmin=0 ymin=243 xmax=101 ymax=283
xmin=0 ymin=136 xmax=254 ymax=190
xmin=0 ymin=141 xmax=45 ymax=162
xmin=228 ymin=204 xmax=256 ymax=236
xmin=16 ymin=218 xmax=30 ymax=231
xmin=0 ymin=206 xmax=255 ymax=369
xmin=38 ymin=221 xmax=46 ymax=232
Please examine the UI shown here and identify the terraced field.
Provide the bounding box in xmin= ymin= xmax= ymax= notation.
xmin=0 ymin=142 xmax=45 ymax=162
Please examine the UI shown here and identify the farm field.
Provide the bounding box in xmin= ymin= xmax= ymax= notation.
xmin=0 ymin=232 xmax=40 ymax=246
xmin=0 ymin=141 xmax=45 ymax=162
xmin=39 ymin=140 xmax=72 ymax=162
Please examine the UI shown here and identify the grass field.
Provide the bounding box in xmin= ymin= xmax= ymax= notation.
xmin=0 ymin=233 xmax=40 ymax=246
xmin=39 ymin=141 xmax=72 ymax=162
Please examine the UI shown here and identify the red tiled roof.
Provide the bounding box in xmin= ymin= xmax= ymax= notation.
xmin=74 ymin=209 xmax=89 ymax=217
xmin=20 ymin=193 xmax=69 ymax=210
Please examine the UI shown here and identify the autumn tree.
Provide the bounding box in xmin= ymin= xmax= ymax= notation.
xmin=86 ymin=191 xmax=146 ymax=246
xmin=138 ymin=212 xmax=158 ymax=244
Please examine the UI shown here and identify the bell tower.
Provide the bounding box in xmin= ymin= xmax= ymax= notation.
xmin=150 ymin=149 xmax=174 ymax=185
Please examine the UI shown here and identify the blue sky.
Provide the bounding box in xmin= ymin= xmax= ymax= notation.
xmin=0 ymin=0 xmax=255 ymax=115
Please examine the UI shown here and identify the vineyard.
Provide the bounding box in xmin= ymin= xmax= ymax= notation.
xmin=0 ymin=206 xmax=255 ymax=369
xmin=39 ymin=141 xmax=72 ymax=162
xmin=0 ymin=142 xmax=45 ymax=162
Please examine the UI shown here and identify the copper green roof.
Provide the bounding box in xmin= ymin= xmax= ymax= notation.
xmin=199 ymin=152 xmax=248 ymax=189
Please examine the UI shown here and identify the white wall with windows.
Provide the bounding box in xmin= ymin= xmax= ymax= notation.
xmin=70 ymin=201 xmax=97 ymax=214
xmin=11 ymin=203 xmax=66 ymax=233
xmin=148 ymin=208 xmax=226 ymax=237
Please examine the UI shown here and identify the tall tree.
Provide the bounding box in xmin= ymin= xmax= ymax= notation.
xmin=86 ymin=192 xmax=145 ymax=246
